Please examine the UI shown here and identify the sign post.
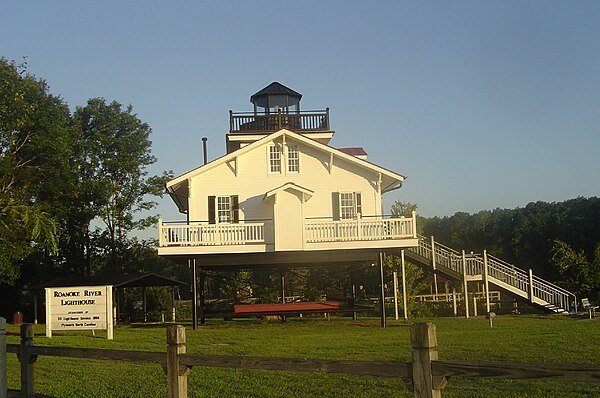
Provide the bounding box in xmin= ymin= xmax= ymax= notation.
xmin=45 ymin=285 xmax=113 ymax=340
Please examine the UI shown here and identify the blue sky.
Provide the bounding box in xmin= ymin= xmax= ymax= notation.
xmin=2 ymin=1 xmax=599 ymax=225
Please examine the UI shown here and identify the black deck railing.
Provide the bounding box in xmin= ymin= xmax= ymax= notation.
xmin=229 ymin=108 xmax=330 ymax=133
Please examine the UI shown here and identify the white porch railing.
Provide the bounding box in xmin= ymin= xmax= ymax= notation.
xmin=159 ymin=213 xmax=417 ymax=248
xmin=159 ymin=221 xmax=266 ymax=246
xmin=304 ymin=214 xmax=417 ymax=243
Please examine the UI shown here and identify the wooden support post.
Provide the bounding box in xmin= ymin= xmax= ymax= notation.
xmin=0 ymin=317 xmax=6 ymax=398
xmin=167 ymin=325 xmax=191 ymax=398
xmin=351 ymin=276 xmax=358 ymax=321
xmin=393 ymin=268 xmax=399 ymax=321
xmin=280 ymin=271 xmax=287 ymax=322
xmin=19 ymin=324 xmax=37 ymax=398
xmin=143 ymin=286 xmax=148 ymax=323
xmin=452 ymin=289 xmax=457 ymax=316
xmin=410 ymin=322 xmax=446 ymax=398
xmin=280 ymin=272 xmax=286 ymax=304
xmin=401 ymin=250 xmax=408 ymax=321
xmin=171 ymin=286 xmax=176 ymax=322
xmin=199 ymin=269 xmax=206 ymax=326
xmin=461 ymin=251 xmax=469 ymax=319
xmin=191 ymin=259 xmax=197 ymax=330
xmin=33 ymin=295 xmax=38 ymax=325
xmin=107 ymin=287 xmax=114 ymax=340
xmin=483 ymin=250 xmax=491 ymax=314
xmin=528 ymin=269 xmax=535 ymax=304
xmin=430 ymin=236 xmax=439 ymax=296
xmin=430 ymin=236 xmax=436 ymax=270
xmin=379 ymin=252 xmax=386 ymax=328
xmin=113 ymin=288 xmax=118 ymax=326
xmin=473 ymin=296 xmax=478 ymax=317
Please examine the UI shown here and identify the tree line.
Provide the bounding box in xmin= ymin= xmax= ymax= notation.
xmin=0 ymin=58 xmax=173 ymax=303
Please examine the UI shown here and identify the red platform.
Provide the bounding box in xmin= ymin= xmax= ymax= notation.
xmin=234 ymin=301 xmax=340 ymax=314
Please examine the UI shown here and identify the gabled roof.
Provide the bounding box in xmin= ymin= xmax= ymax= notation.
xmin=251 ymin=82 xmax=302 ymax=101
xmin=264 ymin=182 xmax=314 ymax=201
xmin=166 ymin=129 xmax=405 ymax=202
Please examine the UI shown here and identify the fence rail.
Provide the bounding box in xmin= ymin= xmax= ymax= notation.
xmin=415 ymin=291 xmax=501 ymax=303
xmin=4 ymin=322 xmax=600 ymax=398
xmin=432 ymin=360 xmax=600 ymax=381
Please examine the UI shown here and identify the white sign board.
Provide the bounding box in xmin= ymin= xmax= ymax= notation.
xmin=45 ymin=285 xmax=113 ymax=340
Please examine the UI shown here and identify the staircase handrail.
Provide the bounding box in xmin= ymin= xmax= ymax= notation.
xmin=531 ymin=274 xmax=576 ymax=297
xmin=485 ymin=254 xmax=529 ymax=277
xmin=418 ymin=235 xmax=460 ymax=255
xmin=415 ymin=235 xmax=465 ymax=275
xmin=487 ymin=254 xmax=574 ymax=296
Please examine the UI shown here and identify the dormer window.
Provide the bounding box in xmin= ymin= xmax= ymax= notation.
xmin=287 ymin=145 xmax=299 ymax=173
xmin=269 ymin=145 xmax=281 ymax=173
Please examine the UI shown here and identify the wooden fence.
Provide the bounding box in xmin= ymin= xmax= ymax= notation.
xmin=3 ymin=321 xmax=600 ymax=398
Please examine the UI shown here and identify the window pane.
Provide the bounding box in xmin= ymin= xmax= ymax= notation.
xmin=288 ymin=145 xmax=299 ymax=172
xmin=269 ymin=145 xmax=281 ymax=173
xmin=340 ymin=192 xmax=355 ymax=219
xmin=217 ymin=196 xmax=231 ymax=223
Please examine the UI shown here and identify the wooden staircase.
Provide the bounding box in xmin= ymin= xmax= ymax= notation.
xmin=405 ymin=235 xmax=576 ymax=314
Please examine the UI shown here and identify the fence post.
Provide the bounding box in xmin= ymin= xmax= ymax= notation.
xmin=461 ymin=251 xmax=469 ymax=319
xmin=167 ymin=325 xmax=190 ymax=398
xmin=19 ymin=324 xmax=37 ymax=398
xmin=1 ymin=317 xmax=6 ymax=398
xmin=410 ymin=322 xmax=445 ymax=398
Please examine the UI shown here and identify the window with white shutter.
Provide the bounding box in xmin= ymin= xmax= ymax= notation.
xmin=208 ymin=195 xmax=239 ymax=223
xmin=334 ymin=192 xmax=362 ymax=220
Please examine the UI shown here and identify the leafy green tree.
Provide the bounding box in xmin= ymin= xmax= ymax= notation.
xmin=550 ymin=240 xmax=600 ymax=300
xmin=390 ymin=200 xmax=426 ymax=235
xmin=0 ymin=58 xmax=65 ymax=283
xmin=390 ymin=201 xmax=417 ymax=218
xmin=72 ymin=98 xmax=171 ymax=273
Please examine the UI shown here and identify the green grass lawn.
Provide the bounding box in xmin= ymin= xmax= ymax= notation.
xmin=4 ymin=315 xmax=599 ymax=397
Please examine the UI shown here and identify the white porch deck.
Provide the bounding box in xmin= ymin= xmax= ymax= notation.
xmin=157 ymin=215 xmax=418 ymax=256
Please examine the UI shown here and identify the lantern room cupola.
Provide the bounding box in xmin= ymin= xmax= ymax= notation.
xmin=250 ymin=81 xmax=302 ymax=115
xmin=227 ymin=82 xmax=334 ymax=153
